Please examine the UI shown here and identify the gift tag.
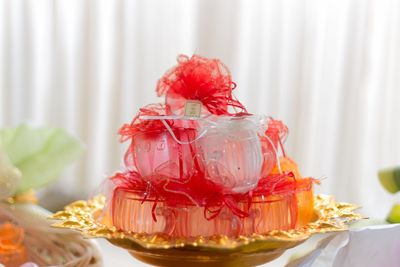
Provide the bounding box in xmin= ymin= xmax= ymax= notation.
xmin=184 ymin=100 xmax=202 ymax=117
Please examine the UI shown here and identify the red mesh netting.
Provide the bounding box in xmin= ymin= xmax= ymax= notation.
xmin=118 ymin=103 xmax=172 ymax=168
xmin=156 ymin=54 xmax=247 ymax=115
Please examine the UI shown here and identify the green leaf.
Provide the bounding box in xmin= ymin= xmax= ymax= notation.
xmin=0 ymin=125 xmax=84 ymax=193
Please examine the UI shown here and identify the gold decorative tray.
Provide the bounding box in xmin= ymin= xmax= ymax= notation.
xmin=51 ymin=194 xmax=363 ymax=267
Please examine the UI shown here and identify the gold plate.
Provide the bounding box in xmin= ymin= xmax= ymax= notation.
xmin=51 ymin=195 xmax=363 ymax=266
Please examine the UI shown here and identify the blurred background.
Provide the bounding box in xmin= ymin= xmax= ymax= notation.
xmin=1 ymin=0 xmax=400 ymax=220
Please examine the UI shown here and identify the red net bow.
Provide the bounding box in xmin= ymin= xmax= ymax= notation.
xmin=118 ymin=104 xmax=173 ymax=168
xmin=156 ymin=54 xmax=247 ymax=115
xmin=265 ymin=118 xmax=288 ymax=147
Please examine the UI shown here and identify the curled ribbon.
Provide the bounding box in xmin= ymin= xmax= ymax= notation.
xmin=109 ymin=170 xmax=316 ymax=222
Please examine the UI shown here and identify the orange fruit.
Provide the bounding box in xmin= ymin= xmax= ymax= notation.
xmin=270 ymin=157 xmax=314 ymax=227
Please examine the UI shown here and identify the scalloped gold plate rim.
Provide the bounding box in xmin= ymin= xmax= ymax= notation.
xmin=50 ymin=194 xmax=363 ymax=254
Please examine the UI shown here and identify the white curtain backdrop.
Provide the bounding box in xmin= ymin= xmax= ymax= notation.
xmin=1 ymin=0 xmax=400 ymax=219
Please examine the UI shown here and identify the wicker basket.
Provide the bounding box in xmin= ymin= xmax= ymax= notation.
xmin=0 ymin=203 xmax=102 ymax=267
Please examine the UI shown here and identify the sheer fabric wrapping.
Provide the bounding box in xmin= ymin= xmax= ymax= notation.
xmin=97 ymin=55 xmax=315 ymax=237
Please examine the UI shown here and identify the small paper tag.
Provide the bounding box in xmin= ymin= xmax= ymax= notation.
xmin=184 ymin=100 xmax=202 ymax=117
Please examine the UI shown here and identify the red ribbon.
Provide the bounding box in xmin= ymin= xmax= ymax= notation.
xmin=117 ymin=104 xmax=176 ymax=169
xmin=110 ymin=170 xmax=316 ymax=222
